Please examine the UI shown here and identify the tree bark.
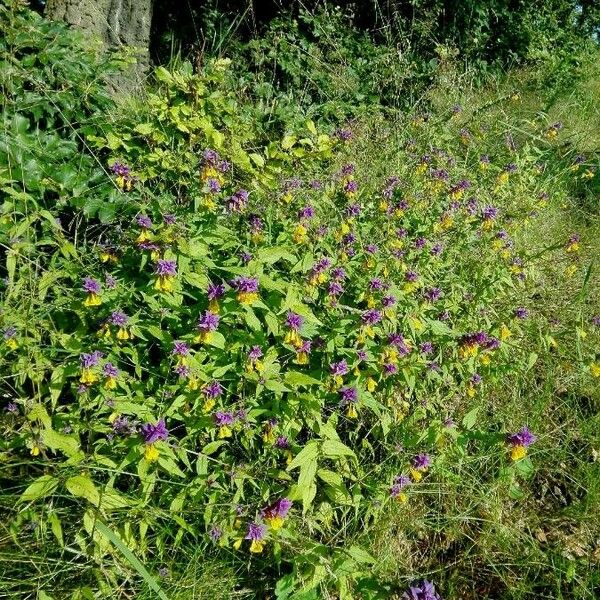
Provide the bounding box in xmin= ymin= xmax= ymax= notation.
xmin=45 ymin=0 xmax=153 ymax=89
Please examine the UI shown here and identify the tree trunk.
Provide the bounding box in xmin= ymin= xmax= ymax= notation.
xmin=45 ymin=0 xmax=153 ymax=89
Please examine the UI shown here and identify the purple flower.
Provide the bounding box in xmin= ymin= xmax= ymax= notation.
xmin=330 ymin=360 xmax=349 ymax=377
xmin=591 ymin=316 xmax=600 ymax=327
xmin=103 ymin=362 xmax=118 ymax=377
xmin=412 ymin=453 xmax=431 ymax=471
xmin=369 ymin=278 xmax=384 ymax=292
xmin=402 ymin=580 xmax=442 ymax=600
xmin=214 ymin=412 xmax=235 ymax=426
xmin=112 ymin=415 xmax=132 ymax=434
xmin=470 ymin=373 xmax=482 ymax=385
xmin=197 ymin=311 xmax=220 ymax=332
xmin=285 ymin=312 xmax=304 ymax=331
xmin=332 ymin=267 xmax=347 ymax=281
xmin=482 ymin=206 xmax=498 ymax=220
xmin=514 ymin=307 xmax=529 ymax=319
xmin=239 ymin=251 xmax=253 ymax=264
xmin=110 ymin=311 xmax=129 ymax=327
xmin=174 ymin=364 xmax=191 ymax=378
xmin=204 ymin=381 xmax=223 ymax=399
xmin=405 ymin=270 xmax=419 ymax=283
xmin=82 ymin=277 xmax=101 ymax=294
xmin=390 ymin=474 xmax=410 ymax=497
xmin=3 ymin=325 xmax=16 ymax=340
xmin=227 ymin=189 xmax=249 ymax=212
xmin=163 ymin=214 xmax=177 ymax=225
xmin=344 ymin=180 xmax=358 ymax=194
xmin=382 ymin=295 xmax=396 ymax=308
xmin=105 ymin=274 xmax=117 ymax=289
xmin=383 ymin=363 xmax=398 ymax=376
xmin=415 ymin=237 xmax=427 ymax=249
xmin=155 ymin=260 xmax=177 ymax=277
xmin=202 ymin=149 xmax=219 ymax=165
xmin=345 ymin=202 xmax=361 ymax=217
xmin=5 ymin=402 xmax=18 ymax=414
xmin=137 ymin=215 xmax=152 ymax=229
xmin=310 ymin=179 xmax=323 ymax=189
xmin=362 ymin=309 xmax=382 ymax=325
xmin=207 ymin=178 xmax=221 ymax=193
xmin=420 ymin=342 xmax=434 ymax=354
xmin=357 ymin=349 xmax=367 ymax=361
xmin=328 ymin=281 xmax=344 ymax=297
xmin=261 ymin=498 xmax=293 ymax=520
xmin=245 ymin=522 xmax=266 ymax=541
xmin=172 ymin=341 xmax=189 ymax=357
xmin=80 ymin=351 xmax=103 ymax=368
xmin=248 ymin=345 xmax=263 ymax=361
xmin=335 ymin=128 xmax=352 ymax=141
xmin=339 ymin=386 xmax=358 ymax=404
xmin=508 ymin=426 xmax=536 ymax=447
xmin=207 ymin=282 xmax=226 ymax=301
xmin=298 ymin=205 xmax=315 ymax=220
xmin=141 ymin=419 xmax=169 ymax=444
xmin=275 ymin=435 xmax=290 ymax=449
xmin=423 ymin=287 xmax=441 ymax=302
xmin=110 ymin=161 xmax=130 ymax=177
xmin=231 ymin=276 xmax=259 ymax=293
xmin=366 ymin=244 xmax=378 ymax=254
xmin=209 ymin=525 xmax=222 ymax=541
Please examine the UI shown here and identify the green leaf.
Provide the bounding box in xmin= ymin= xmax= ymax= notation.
xmin=95 ymin=521 xmax=170 ymax=600
xmin=19 ymin=475 xmax=59 ymax=503
xmin=66 ymin=475 xmax=100 ymax=506
xmin=284 ymin=371 xmax=321 ymax=387
xmin=322 ymin=440 xmax=356 ymax=460
xmin=242 ymin=307 xmax=262 ymax=331
xmin=462 ymin=407 xmax=479 ymax=430
xmin=287 ymin=440 xmax=320 ymax=471
xmin=41 ymin=429 xmax=82 ymax=459
xmin=202 ymin=441 xmax=227 ymax=456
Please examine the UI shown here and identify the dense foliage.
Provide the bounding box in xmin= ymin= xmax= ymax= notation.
xmin=1 ymin=2 xmax=599 ymax=599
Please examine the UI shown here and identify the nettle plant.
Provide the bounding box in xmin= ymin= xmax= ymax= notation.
xmin=1 ymin=64 xmax=563 ymax=595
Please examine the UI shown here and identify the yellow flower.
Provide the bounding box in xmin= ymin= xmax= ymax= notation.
xmin=284 ymin=330 xmax=302 ymax=347
xmin=218 ymin=425 xmax=232 ymax=439
xmin=209 ymin=299 xmax=220 ymax=313
xmin=265 ymin=516 xmax=284 ymax=531
xmin=295 ymin=352 xmax=309 ymax=365
xmin=83 ymin=293 xmax=102 ymax=307
xmin=203 ymin=398 xmax=216 ymax=413
xmin=366 ymin=377 xmax=377 ymax=392
xmin=116 ymin=327 xmax=130 ymax=341
xmin=249 ymin=539 xmax=265 ymax=553
xmin=136 ymin=230 xmax=151 ymax=244
xmin=394 ymin=492 xmax=408 ymax=503
xmin=500 ymin=324 xmax=511 ymax=340
xmin=410 ymin=468 xmax=423 ymax=482
xmin=30 ymin=445 xmax=40 ymax=457
xmin=480 ymin=353 xmax=491 ymax=366
xmin=346 ymin=404 xmax=358 ymax=419
xmin=144 ymin=444 xmax=160 ymax=462
xmin=79 ymin=369 xmax=98 ymax=385
xmin=155 ymin=276 xmax=174 ymax=292
xmin=6 ymin=338 xmax=18 ymax=350
xmin=510 ymin=445 xmax=527 ymax=461
xmin=237 ymin=291 xmax=258 ymax=305
xmin=590 ymin=363 xmax=600 ymax=378
xmin=292 ymin=223 xmax=308 ymax=244
xmin=104 ymin=376 xmax=117 ymax=390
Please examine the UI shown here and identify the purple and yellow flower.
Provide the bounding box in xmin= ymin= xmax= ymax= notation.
xmin=329 ymin=359 xmax=349 ymax=388
xmin=79 ymin=351 xmax=103 ymax=384
xmin=410 ymin=453 xmax=431 ymax=482
xmin=295 ymin=339 xmax=311 ymax=365
xmin=141 ymin=418 xmax=168 ymax=462
xmin=507 ymin=426 xmax=536 ymax=461
xmin=202 ymin=380 xmax=223 ymax=413
xmin=245 ymin=522 xmax=267 ymax=553
xmin=566 ymin=233 xmax=580 ymax=253
xmin=390 ymin=474 xmax=410 ymax=503
xmin=154 ymin=259 xmax=177 ymax=292
xmin=196 ymin=311 xmax=220 ymax=343
xmin=110 ymin=161 xmax=136 ymax=191
xmin=227 ymin=189 xmax=249 ymax=213
xmin=231 ymin=276 xmax=259 ymax=305
xmin=82 ymin=277 xmax=102 ymax=307
xmin=339 ymin=386 xmax=358 ymax=418
xmin=246 ymin=345 xmax=264 ymax=373
xmin=103 ymin=362 xmax=119 ymax=389
xmin=284 ymin=312 xmax=304 ymax=347
xmin=214 ymin=411 xmax=235 ymax=439
xmin=3 ymin=325 xmax=18 ymax=350
xmin=261 ymin=498 xmax=292 ymax=530
xmin=110 ymin=310 xmax=130 ymax=340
